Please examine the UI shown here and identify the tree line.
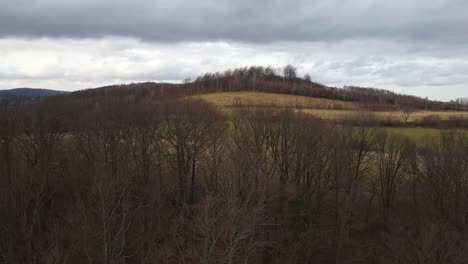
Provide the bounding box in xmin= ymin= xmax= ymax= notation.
xmin=1 ymin=91 xmax=468 ymax=263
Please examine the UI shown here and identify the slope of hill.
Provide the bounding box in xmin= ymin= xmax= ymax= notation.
xmin=0 ymin=88 xmax=67 ymax=99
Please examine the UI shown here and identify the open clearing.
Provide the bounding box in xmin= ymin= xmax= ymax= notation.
xmin=194 ymin=91 xmax=468 ymax=122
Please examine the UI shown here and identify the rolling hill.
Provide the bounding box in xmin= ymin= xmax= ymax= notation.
xmin=0 ymin=88 xmax=67 ymax=100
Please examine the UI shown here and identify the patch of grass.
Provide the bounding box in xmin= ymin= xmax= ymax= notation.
xmin=385 ymin=127 xmax=468 ymax=146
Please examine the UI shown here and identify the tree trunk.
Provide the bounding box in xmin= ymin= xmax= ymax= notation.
xmin=190 ymin=158 xmax=196 ymax=203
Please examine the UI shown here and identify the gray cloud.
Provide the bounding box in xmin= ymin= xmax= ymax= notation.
xmin=0 ymin=0 xmax=467 ymax=100
xmin=0 ymin=0 xmax=467 ymax=44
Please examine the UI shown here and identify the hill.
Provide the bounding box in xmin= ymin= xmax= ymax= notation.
xmin=4 ymin=66 xmax=464 ymax=130
xmin=57 ymin=65 xmax=467 ymax=112
xmin=187 ymin=66 xmax=468 ymax=111
xmin=0 ymin=88 xmax=67 ymax=100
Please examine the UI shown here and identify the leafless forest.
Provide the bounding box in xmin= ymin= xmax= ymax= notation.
xmin=1 ymin=68 xmax=468 ymax=263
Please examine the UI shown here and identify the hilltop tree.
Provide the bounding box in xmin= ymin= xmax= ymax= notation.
xmin=283 ymin=64 xmax=297 ymax=80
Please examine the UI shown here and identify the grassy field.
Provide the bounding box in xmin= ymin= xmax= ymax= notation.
xmin=192 ymin=91 xmax=359 ymax=110
xmin=193 ymin=91 xmax=468 ymax=122
xmin=302 ymin=109 xmax=468 ymax=122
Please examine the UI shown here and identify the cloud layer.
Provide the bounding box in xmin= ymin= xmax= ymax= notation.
xmin=2 ymin=0 xmax=467 ymax=43
xmin=1 ymin=0 xmax=467 ymax=100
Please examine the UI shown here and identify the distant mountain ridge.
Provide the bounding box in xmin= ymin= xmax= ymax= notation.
xmin=0 ymin=88 xmax=67 ymax=99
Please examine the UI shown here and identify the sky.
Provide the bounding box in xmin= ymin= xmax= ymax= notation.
xmin=1 ymin=0 xmax=467 ymax=101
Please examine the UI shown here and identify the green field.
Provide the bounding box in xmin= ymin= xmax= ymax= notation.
xmin=385 ymin=127 xmax=468 ymax=146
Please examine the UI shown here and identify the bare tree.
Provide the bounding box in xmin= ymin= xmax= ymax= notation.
xmin=283 ymin=65 xmax=297 ymax=81
xmin=162 ymin=99 xmax=224 ymax=204
xmin=375 ymin=131 xmax=411 ymax=214
xmin=15 ymin=101 xmax=67 ymax=263
xmin=407 ymin=139 xmax=420 ymax=208
xmin=386 ymin=219 xmax=468 ymax=264
xmin=200 ymin=131 xmax=228 ymax=192
xmin=220 ymin=158 xmax=269 ymax=264
xmin=400 ymin=103 xmax=415 ymax=124
xmin=268 ymin=109 xmax=299 ymax=191
xmin=291 ymin=118 xmax=334 ymax=263
xmin=334 ymin=124 xmax=376 ymax=264
xmin=421 ymin=130 xmax=468 ymax=227
xmin=232 ymin=108 xmax=277 ymax=191
xmin=193 ymin=195 xmax=225 ymax=264
xmin=74 ymin=100 xmax=146 ymax=264
xmin=0 ymin=101 xmax=24 ymax=263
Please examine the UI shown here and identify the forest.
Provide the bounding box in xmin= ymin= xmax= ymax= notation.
xmin=1 ymin=67 xmax=468 ymax=263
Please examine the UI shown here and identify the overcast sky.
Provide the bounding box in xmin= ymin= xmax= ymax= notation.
xmin=1 ymin=0 xmax=467 ymax=100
